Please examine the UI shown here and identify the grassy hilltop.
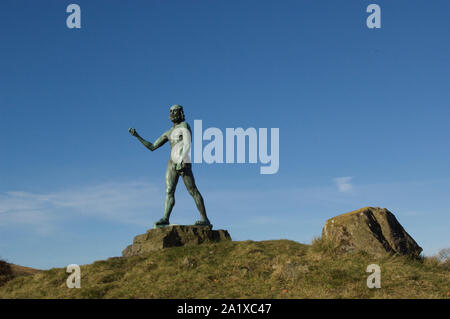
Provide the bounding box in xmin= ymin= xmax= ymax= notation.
xmin=0 ymin=239 xmax=449 ymax=299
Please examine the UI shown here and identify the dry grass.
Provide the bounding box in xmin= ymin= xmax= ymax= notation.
xmin=0 ymin=239 xmax=449 ymax=299
xmin=0 ymin=259 xmax=41 ymax=287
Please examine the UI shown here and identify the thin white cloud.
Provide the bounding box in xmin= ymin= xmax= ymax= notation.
xmin=0 ymin=181 xmax=163 ymax=234
xmin=334 ymin=176 xmax=353 ymax=193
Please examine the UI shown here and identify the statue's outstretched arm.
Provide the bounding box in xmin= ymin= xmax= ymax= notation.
xmin=129 ymin=128 xmax=168 ymax=151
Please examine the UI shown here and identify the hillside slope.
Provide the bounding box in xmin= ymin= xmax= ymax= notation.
xmin=0 ymin=239 xmax=448 ymax=299
xmin=0 ymin=260 xmax=40 ymax=286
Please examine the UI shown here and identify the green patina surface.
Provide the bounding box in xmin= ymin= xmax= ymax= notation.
xmin=129 ymin=105 xmax=211 ymax=228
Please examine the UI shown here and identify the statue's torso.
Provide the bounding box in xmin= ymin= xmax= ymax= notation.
xmin=165 ymin=122 xmax=191 ymax=165
xmin=166 ymin=122 xmax=191 ymax=148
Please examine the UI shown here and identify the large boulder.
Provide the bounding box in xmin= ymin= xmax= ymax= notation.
xmin=322 ymin=207 xmax=422 ymax=257
xmin=122 ymin=225 xmax=231 ymax=257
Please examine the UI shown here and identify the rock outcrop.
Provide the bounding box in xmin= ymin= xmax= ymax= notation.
xmin=322 ymin=207 xmax=422 ymax=257
xmin=122 ymin=225 xmax=231 ymax=257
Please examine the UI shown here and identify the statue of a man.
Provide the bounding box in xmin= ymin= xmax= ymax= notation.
xmin=128 ymin=104 xmax=212 ymax=228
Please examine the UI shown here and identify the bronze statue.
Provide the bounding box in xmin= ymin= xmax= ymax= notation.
xmin=128 ymin=105 xmax=212 ymax=228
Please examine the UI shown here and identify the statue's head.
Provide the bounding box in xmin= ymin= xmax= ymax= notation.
xmin=169 ymin=104 xmax=185 ymax=123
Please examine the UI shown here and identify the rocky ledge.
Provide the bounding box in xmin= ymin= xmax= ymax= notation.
xmin=122 ymin=225 xmax=231 ymax=257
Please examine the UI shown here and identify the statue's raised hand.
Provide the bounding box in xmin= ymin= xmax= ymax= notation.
xmin=128 ymin=127 xmax=137 ymax=137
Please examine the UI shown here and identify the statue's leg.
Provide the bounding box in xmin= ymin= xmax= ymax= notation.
xmin=181 ymin=166 xmax=211 ymax=226
xmin=156 ymin=162 xmax=179 ymax=226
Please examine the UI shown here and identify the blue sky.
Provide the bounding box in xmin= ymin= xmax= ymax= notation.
xmin=0 ymin=0 xmax=449 ymax=269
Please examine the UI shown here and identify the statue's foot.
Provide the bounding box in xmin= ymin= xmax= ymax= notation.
xmin=154 ymin=217 xmax=170 ymax=228
xmin=194 ymin=219 xmax=212 ymax=228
